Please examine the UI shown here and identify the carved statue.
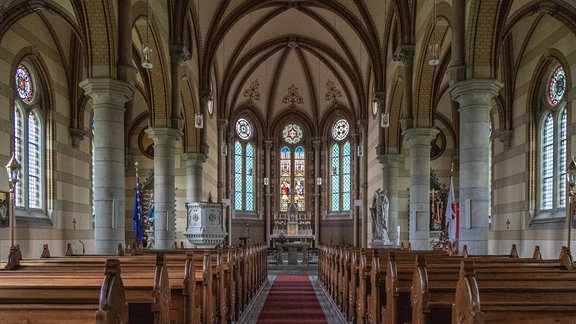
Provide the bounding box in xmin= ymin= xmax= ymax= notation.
xmin=371 ymin=189 xmax=390 ymax=243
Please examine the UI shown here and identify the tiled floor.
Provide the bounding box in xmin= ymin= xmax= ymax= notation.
xmin=237 ymin=261 xmax=347 ymax=324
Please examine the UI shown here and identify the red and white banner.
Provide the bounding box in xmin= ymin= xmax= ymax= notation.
xmin=445 ymin=176 xmax=459 ymax=242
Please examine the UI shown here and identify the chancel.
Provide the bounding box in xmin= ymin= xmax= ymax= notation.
xmin=0 ymin=1 xmax=576 ymax=323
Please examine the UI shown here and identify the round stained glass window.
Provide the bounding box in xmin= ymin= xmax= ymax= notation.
xmin=282 ymin=123 xmax=303 ymax=144
xmin=332 ymin=119 xmax=349 ymax=140
xmin=236 ymin=118 xmax=252 ymax=140
xmin=549 ymin=66 xmax=566 ymax=106
xmin=15 ymin=64 xmax=34 ymax=104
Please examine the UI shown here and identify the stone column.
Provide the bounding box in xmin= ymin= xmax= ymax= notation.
xmin=146 ymin=127 xmax=181 ymax=249
xmin=358 ymin=120 xmax=368 ymax=248
xmin=450 ymin=79 xmax=502 ymax=254
xmin=181 ymin=153 xmax=207 ymax=203
xmin=169 ymin=46 xmax=190 ymax=130
xmin=80 ymin=78 xmax=133 ymax=254
xmin=313 ymin=140 xmax=322 ymax=248
xmin=394 ymin=45 xmax=415 ymax=130
xmin=264 ymin=140 xmax=273 ymax=247
xmin=403 ymin=128 xmax=438 ymax=250
xmin=377 ymin=154 xmax=404 ymax=246
xmin=217 ymin=119 xmax=230 ymax=245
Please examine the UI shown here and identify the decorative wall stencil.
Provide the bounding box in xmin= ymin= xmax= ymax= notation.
xmin=243 ymin=79 xmax=261 ymax=100
xmin=325 ymin=79 xmax=342 ymax=101
xmin=282 ymin=84 xmax=303 ymax=105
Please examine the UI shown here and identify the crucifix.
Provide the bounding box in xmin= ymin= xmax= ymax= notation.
xmin=506 ymin=218 xmax=510 ymax=230
xmin=72 ymin=218 xmax=77 ymax=229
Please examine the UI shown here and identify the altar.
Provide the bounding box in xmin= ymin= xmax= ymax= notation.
xmin=276 ymin=242 xmax=310 ymax=265
xmin=270 ymin=234 xmax=315 ymax=248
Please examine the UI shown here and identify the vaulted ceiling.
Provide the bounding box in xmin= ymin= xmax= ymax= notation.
xmin=194 ymin=0 xmax=393 ymax=135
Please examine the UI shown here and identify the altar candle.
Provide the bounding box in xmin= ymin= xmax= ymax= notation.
xmin=396 ymin=225 xmax=400 ymax=246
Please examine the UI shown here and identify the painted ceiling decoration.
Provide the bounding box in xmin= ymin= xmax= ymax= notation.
xmin=325 ymin=79 xmax=341 ymax=101
xmin=243 ymin=79 xmax=261 ymax=101
xmin=282 ymin=84 xmax=303 ymax=105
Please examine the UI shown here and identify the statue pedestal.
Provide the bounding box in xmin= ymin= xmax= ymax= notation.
xmin=370 ymin=239 xmax=395 ymax=248
xmin=184 ymin=202 xmax=228 ymax=248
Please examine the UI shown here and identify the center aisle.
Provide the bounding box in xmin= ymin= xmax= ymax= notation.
xmin=256 ymin=274 xmax=328 ymax=324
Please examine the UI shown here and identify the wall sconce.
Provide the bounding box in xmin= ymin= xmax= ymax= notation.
xmin=141 ymin=1 xmax=153 ymax=70
xmin=357 ymin=145 xmax=363 ymax=157
xmin=200 ymin=90 xmax=214 ymax=116
xmin=316 ymin=177 xmax=322 ymax=186
xmin=428 ymin=0 xmax=440 ymax=66
xmin=264 ymin=177 xmax=270 ymax=186
xmin=194 ymin=113 xmax=203 ymax=128
xmin=428 ymin=43 xmax=440 ymax=66
xmin=5 ymin=152 xmax=21 ymax=248
xmin=371 ymin=91 xmax=385 ymax=117
xmin=381 ymin=112 xmax=390 ymax=128
xmin=141 ymin=45 xmax=154 ymax=69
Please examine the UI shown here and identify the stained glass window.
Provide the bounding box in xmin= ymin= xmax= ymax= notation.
xmin=332 ymin=119 xmax=349 ymax=141
xmin=234 ymin=141 xmax=244 ymax=210
xmin=28 ymin=113 xmax=41 ymax=208
xmin=549 ymin=66 xmax=566 ymax=106
xmin=342 ymin=142 xmax=351 ymax=210
xmin=280 ymin=146 xmax=291 ymax=212
xmin=282 ymin=123 xmax=303 ymax=144
xmin=15 ymin=64 xmax=34 ymax=104
xmin=13 ymin=64 xmax=43 ymax=211
xmin=330 ymin=140 xmax=351 ymax=212
xmin=236 ymin=118 xmax=252 ymax=140
xmin=540 ymin=106 xmax=567 ymax=211
xmin=560 ymin=109 xmax=567 ymax=207
xmin=14 ymin=107 xmax=24 ymax=207
xmin=331 ymin=143 xmax=339 ymax=211
xmin=246 ymin=143 xmax=255 ymax=211
xmin=542 ymin=113 xmax=553 ymax=210
xmin=234 ymin=139 xmax=255 ymax=212
xmin=294 ymin=146 xmax=305 ymax=211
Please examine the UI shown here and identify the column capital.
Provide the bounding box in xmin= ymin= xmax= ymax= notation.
xmin=313 ymin=140 xmax=322 ymax=150
xmin=264 ymin=140 xmax=273 ymax=150
xmin=79 ymin=78 xmax=134 ymax=106
xmin=449 ymin=79 xmax=503 ymax=107
xmin=145 ymin=127 xmax=182 ymax=144
xmin=495 ymin=129 xmax=514 ymax=149
xmin=402 ymin=127 xmax=439 ymax=146
xmin=181 ymin=152 xmax=208 ymax=166
xmin=357 ymin=119 xmax=367 ymax=132
xmin=217 ymin=118 xmax=229 ymax=130
xmin=377 ymin=153 xmax=404 ymax=168
xmin=69 ymin=127 xmax=86 ymax=148
xmin=393 ymin=45 xmax=415 ymax=66
xmin=169 ymin=44 xmax=191 ymax=64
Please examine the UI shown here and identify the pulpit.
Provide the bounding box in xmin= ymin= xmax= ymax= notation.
xmin=184 ymin=202 xmax=228 ymax=248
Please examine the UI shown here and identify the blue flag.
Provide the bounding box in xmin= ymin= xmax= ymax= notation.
xmin=132 ymin=172 xmax=143 ymax=242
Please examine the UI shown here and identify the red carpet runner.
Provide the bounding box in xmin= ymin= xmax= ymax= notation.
xmin=257 ymin=274 xmax=328 ymax=323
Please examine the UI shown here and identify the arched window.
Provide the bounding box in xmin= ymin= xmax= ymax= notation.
xmin=539 ymin=65 xmax=567 ymax=213
xmin=234 ymin=118 xmax=255 ymax=212
xmin=280 ymin=123 xmax=306 ymax=212
xmin=329 ymin=119 xmax=351 ymax=212
xmin=13 ymin=63 xmax=44 ymax=210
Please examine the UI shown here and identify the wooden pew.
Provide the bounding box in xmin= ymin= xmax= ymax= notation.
xmin=6 ymin=253 xmax=172 ymax=324
xmin=410 ymin=247 xmax=576 ymax=324
xmin=375 ymin=249 xmax=448 ymax=324
xmin=0 ymin=258 xmax=128 ymax=324
xmin=454 ymin=259 xmax=576 ymax=324
xmin=3 ymin=242 xmax=267 ymax=324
